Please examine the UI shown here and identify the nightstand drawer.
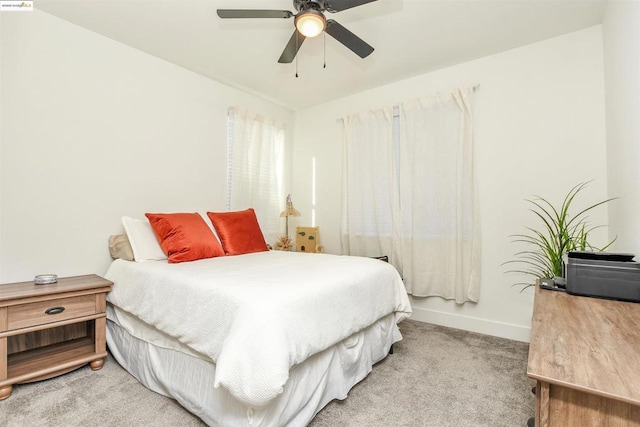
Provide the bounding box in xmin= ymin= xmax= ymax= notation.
xmin=7 ymin=295 xmax=97 ymax=330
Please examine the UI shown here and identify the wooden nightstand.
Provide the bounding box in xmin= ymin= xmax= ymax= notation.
xmin=0 ymin=274 xmax=113 ymax=400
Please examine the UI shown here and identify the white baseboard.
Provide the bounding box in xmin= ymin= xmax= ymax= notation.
xmin=409 ymin=306 xmax=531 ymax=343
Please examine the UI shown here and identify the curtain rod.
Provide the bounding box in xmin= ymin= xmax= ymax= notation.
xmin=336 ymin=84 xmax=480 ymax=123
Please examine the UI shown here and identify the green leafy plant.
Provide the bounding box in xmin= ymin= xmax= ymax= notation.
xmin=505 ymin=182 xmax=617 ymax=290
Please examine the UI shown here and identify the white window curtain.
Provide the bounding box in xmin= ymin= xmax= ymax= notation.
xmin=341 ymin=87 xmax=480 ymax=303
xmin=227 ymin=107 xmax=285 ymax=244
xmin=341 ymin=108 xmax=400 ymax=261
xmin=398 ymin=88 xmax=480 ymax=303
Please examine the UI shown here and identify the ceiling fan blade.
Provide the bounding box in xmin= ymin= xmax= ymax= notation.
xmin=325 ymin=19 xmax=374 ymax=58
xmin=324 ymin=0 xmax=378 ymax=13
xmin=217 ymin=9 xmax=293 ymax=19
xmin=278 ymin=30 xmax=306 ymax=63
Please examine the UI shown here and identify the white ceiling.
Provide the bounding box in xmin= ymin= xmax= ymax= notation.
xmin=36 ymin=0 xmax=606 ymax=110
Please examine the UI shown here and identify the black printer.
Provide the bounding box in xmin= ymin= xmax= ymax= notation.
xmin=565 ymin=251 xmax=640 ymax=302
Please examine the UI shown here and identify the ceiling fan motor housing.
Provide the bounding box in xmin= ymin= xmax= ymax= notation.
xmin=294 ymin=0 xmax=327 ymax=13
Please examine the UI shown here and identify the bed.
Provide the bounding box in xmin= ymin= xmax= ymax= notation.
xmin=104 ymin=249 xmax=412 ymax=426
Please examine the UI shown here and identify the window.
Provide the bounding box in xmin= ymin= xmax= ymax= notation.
xmin=341 ymin=108 xmax=395 ymax=242
xmin=226 ymin=107 xmax=284 ymax=244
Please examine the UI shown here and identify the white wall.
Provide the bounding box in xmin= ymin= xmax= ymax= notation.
xmin=0 ymin=10 xmax=294 ymax=283
xmin=602 ymin=0 xmax=640 ymax=255
xmin=292 ymin=26 xmax=608 ymax=342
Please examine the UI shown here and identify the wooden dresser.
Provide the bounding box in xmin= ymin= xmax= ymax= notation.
xmin=0 ymin=275 xmax=113 ymax=400
xmin=527 ymin=284 xmax=640 ymax=426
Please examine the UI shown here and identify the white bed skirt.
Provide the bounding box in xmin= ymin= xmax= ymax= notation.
xmin=106 ymin=306 xmax=401 ymax=427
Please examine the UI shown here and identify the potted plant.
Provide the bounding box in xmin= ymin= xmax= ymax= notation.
xmin=505 ymin=181 xmax=617 ymax=290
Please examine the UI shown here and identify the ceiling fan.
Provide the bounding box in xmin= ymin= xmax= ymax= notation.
xmin=217 ymin=0 xmax=377 ymax=63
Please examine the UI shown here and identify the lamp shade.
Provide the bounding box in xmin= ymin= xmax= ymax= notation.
xmin=294 ymin=10 xmax=326 ymax=38
xmin=280 ymin=194 xmax=301 ymax=217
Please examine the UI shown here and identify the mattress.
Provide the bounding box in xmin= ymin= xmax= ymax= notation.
xmin=107 ymin=304 xmax=402 ymax=426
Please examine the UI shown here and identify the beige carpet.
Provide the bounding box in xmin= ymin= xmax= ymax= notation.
xmin=0 ymin=320 xmax=534 ymax=426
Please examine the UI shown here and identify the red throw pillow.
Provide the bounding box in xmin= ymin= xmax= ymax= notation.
xmin=145 ymin=213 xmax=224 ymax=263
xmin=206 ymin=209 xmax=269 ymax=255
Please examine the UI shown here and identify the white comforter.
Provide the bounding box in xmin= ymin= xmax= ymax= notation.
xmin=105 ymin=251 xmax=411 ymax=407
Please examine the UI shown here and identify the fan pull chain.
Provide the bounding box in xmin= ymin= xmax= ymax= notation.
xmin=295 ymin=32 xmax=299 ymax=78
xmin=323 ymin=32 xmax=326 ymax=69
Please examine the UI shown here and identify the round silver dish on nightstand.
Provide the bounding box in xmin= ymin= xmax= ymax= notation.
xmin=34 ymin=274 xmax=58 ymax=285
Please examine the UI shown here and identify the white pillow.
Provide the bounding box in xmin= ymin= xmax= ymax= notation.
xmin=121 ymin=216 xmax=167 ymax=262
xmin=198 ymin=211 xmax=222 ymax=245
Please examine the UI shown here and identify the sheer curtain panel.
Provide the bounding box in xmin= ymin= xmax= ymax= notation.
xmin=341 ymin=108 xmax=400 ymax=264
xmin=398 ymin=87 xmax=480 ymax=303
xmin=227 ymin=107 xmax=285 ymax=244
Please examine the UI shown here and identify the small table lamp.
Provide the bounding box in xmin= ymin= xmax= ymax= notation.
xmin=280 ymin=194 xmax=301 ymax=237
xmin=275 ymin=194 xmax=300 ymax=251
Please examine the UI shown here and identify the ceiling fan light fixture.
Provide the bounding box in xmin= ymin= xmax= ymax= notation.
xmin=295 ymin=10 xmax=326 ymax=38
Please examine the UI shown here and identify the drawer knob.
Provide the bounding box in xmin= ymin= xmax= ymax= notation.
xmin=45 ymin=306 xmax=65 ymax=315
